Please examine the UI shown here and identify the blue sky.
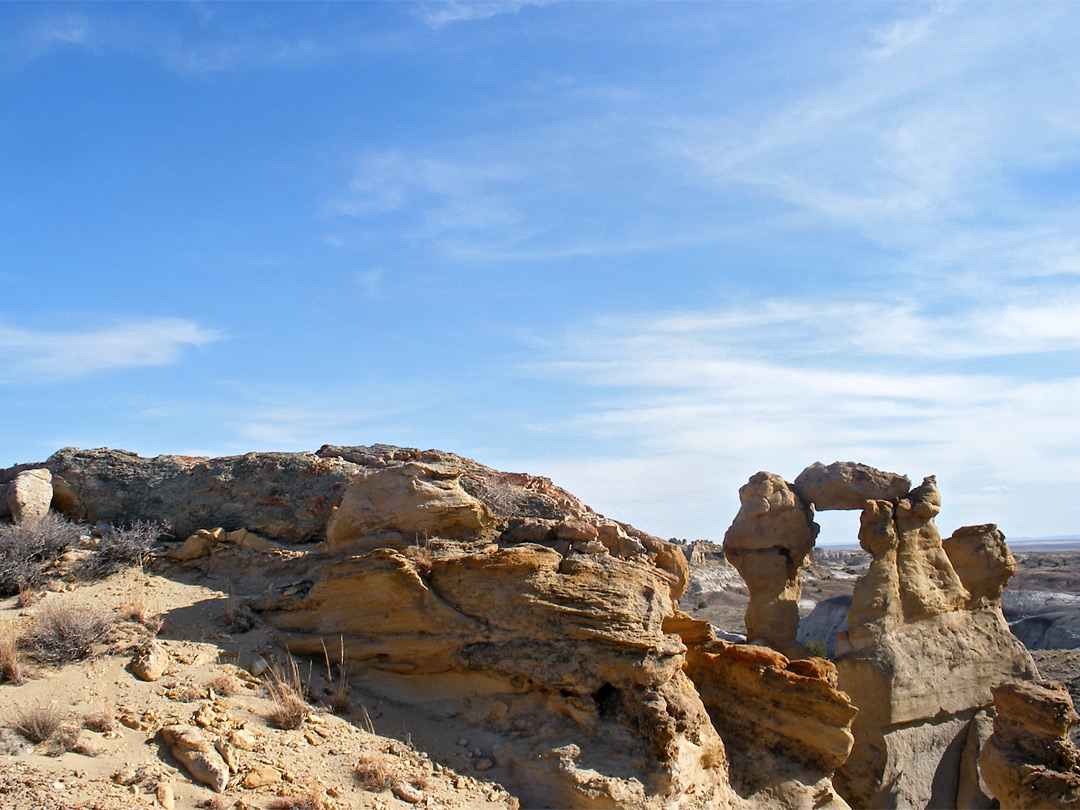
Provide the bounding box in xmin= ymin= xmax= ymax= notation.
xmin=2 ymin=2 xmax=1080 ymax=544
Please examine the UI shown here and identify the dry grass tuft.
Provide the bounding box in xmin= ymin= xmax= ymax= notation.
xmin=116 ymin=579 xmax=162 ymax=632
xmin=196 ymin=797 xmax=230 ymax=810
xmin=25 ymin=599 xmax=114 ymax=665
xmin=220 ymin=588 xmax=256 ymax=634
xmin=267 ymin=786 xmax=333 ymax=810
xmin=0 ymin=620 xmax=24 ymax=684
xmin=82 ymin=705 xmax=116 ymax=735
xmin=354 ymin=752 xmax=393 ymax=792
xmin=208 ymin=670 xmax=243 ymax=697
xmin=265 ymin=656 xmax=309 ymax=730
xmin=321 ymin=637 xmax=351 ymax=715
xmin=17 ymin=587 xmax=40 ymax=608
xmin=11 ymin=702 xmax=66 ymax=744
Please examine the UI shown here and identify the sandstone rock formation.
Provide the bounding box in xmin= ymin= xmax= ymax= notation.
xmin=793 ymin=462 xmax=910 ymax=511
xmin=667 ymin=611 xmax=856 ymax=807
xmin=325 ymin=462 xmax=495 ymax=549
xmin=722 ymin=472 xmax=817 ymax=656
xmin=725 ymin=462 xmax=1039 ymax=809
xmin=981 ymin=681 xmax=1080 ymax=809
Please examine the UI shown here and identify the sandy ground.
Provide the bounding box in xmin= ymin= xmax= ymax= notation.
xmin=0 ymin=558 xmax=519 ymax=810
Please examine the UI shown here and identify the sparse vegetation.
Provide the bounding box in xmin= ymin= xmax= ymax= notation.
xmin=355 ymin=752 xmax=392 ymax=792
xmin=24 ymin=599 xmax=114 ymax=664
xmin=806 ymin=640 xmax=829 ymax=659
xmin=82 ymin=705 xmax=116 ymax=735
xmin=208 ymin=670 xmax=243 ymax=697
xmin=0 ymin=513 xmax=81 ymax=596
xmin=267 ymin=787 xmax=333 ymax=810
xmin=11 ymin=702 xmax=65 ymax=744
xmin=0 ymin=620 xmax=24 ymax=684
xmin=265 ymin=655 xmax=310 ymax=730
xmin=321 ymin=637 xmax=351 ymax=715
xmin=220 ymin=588 xmax=256 ymax=633
xmin=83 ymin=520 xmax=167 ymax=578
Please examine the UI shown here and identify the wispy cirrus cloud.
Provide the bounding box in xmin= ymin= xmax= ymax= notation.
xmin=0 ymin=318 xmax=219 ymax=383
xmin=416 ymin=1 xmax=543 ymax=28
xmin=521 ymin=294 xmax=1080 ymax=537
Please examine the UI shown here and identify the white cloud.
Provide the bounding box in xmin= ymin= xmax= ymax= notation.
xmin=416 ymin=1 xmax=541 ymax=28
xmin=37 ymin=12 xmax=90 ymax=45
xmin=355 ymin=269 xmax=384 ymax=299
xmin=0 ymin=318 xmax=219 ymax=383
xmin=520 ymin=295 xmax=1080 ymax=538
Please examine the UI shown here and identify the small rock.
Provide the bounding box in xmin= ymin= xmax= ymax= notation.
xmin=242 ymin=765 xmax=281 ymax=789
xmin=475 ymin=758 xmax=494 ymax=771
xmin=156 ymin=781 xmax=175 ymax=809
xmin=160 ymin=724 xmax=229 ymax=793
xmin=131 ymin=641 xmax=169 ymax=682
xmin=456 ymin=737 xmax=469 ymax=747
xmin=392 ymin=782 xmax=424 ymax=803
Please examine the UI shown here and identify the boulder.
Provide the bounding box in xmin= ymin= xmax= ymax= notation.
xmin=325 ymin=462 xmax=495 ymax=548
xmin=944 ymin=524 xmax=1016 ymax=608
xmin=3 ymin=468 xmax=53 ymax=524
xmin=160 ymin=724 xmax=229 ymax=792
xmin=131 ymin=640 xmax=169 ymax=681
xmin=981 ymin=681 xmax=1080 ymax=809
xmin=723 ymin=472 xmax=818 ymax=656
xmin=793 ymin=462 xmax=910 ymax=511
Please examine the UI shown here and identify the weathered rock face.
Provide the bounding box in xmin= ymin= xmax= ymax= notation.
xmin=943 ymin=524 xmax=1016 ymax=609
xmin=1 ymin=468 xmax=53 ymax=524
xmin=41 ymin=448 xmax=361 ymax=541
xmin=792 ymin=462 xmax=910 ymax=511
xmin=325 ymin=462 xmax=496 ymax=549
xmin=724 ymin=463 xmax=1040 ymax=810
xmin=981 ymin=681 xmax=1080 ymax=809
xmin=256 ymin=541 xmax=732 ymax=808
xmin=722 ymin=472 xmax=817 ymax=656
xmin=832 ymin=477 xmax=1038 ymax=809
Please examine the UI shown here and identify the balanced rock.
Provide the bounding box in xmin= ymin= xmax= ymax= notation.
xmin=793 ymin=461 xmax=910 ymax=511
xmin=160 ymin=724 xmax=229 ymax=792
xmin=981 ymin=681 xmax=1080 ymax=809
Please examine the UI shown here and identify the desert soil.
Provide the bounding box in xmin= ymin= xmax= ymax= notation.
xmin=0 ymin=555 xmax=519 ymax=810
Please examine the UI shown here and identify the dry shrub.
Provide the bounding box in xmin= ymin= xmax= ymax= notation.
xmin=17 ymin=587 xmax=40 ymax=608
xmin=83 ymin=705 xmax=116 ymax=734
xmin=267 ymin=786 xmax=332 ymax=810
xmin=321 ymin=637 xmax=350 ymax=715
xmin=25 ymin=599 xmax=114 ymax=664
xmin=0 ymin=620 xmax=24 ymax=684
xmin=45 ymin=724 xmax=88 ymax=757
xmin=208 ymin=670 xmax=242 ymax=697
xmin=265 ymin=656 xmax=309 ymax=730
xmin=197 ymin=797 xmax=230 ymax=810
xmin=220 ymin=590 xmax=255 ymax=633
xmin=354 ymin=752 xmax=393 ymax=792
xmin=11 ymin=702 xmax=65 ymax=744
xmin=83 ymin=520 xmax=167 ymax=578
xmin=116 ymin=580 xmax=162 ymax=632
xmin=0 ymin=513 xmax=80 ymax=596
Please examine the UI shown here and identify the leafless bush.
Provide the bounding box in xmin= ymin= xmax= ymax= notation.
xmin=0 ymin=513 xmax=80 ymax=595
xmin=265 ymin=656 xmax=309 ymax=730
xmin=220 ymin=589 xmax=255 ymax=633
xmin=11 ymin=702 xmax=65 ymax=743
xmin=83 ymin=521 xmax=168 ymax=578
xmin=83 ymin=705 xmax=116 ymax=735
xmin=0 ymin=620 xmax=23 ymax=684
xmin=267 ymin=787 xmax=332 ymax=810
xmin=208 ymin=670 xmax=243 ymax=697
xmin=25 ymin=600 xmax=114 ymax=664
xmin=354 ymin=753 xmax=392 ymax=792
